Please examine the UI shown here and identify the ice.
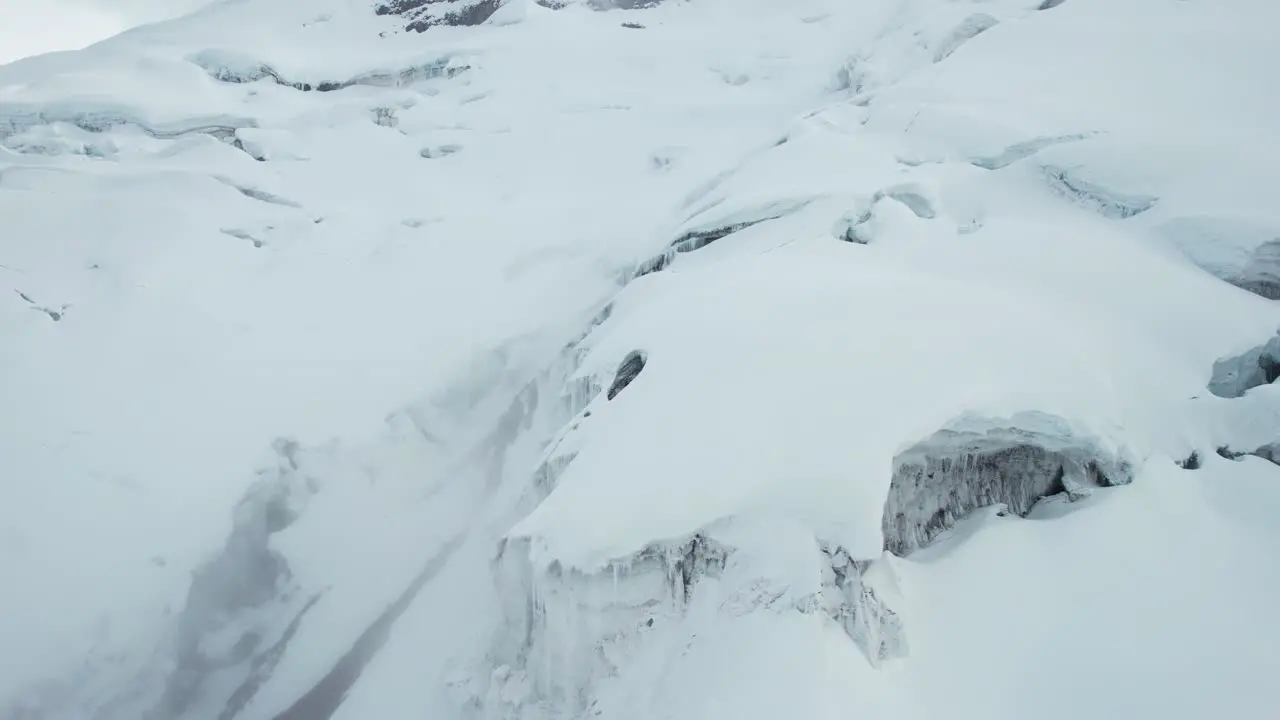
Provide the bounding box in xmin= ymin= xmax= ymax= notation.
xmin=932 ymin=13 xmax=998 ymax=63
xmin=491 ymin=532 xmax=731 ymax=716
xmin=1207 ymin=332 xmax=1280 ymax=399
xmin=4 ymin=0 xmax=1280 ymax=717
xmin=819 ymin=544 xmax=908 ymax=665
xmin=883 ymin=412 xmax=1133 ymax=556
xmin=185 ymin=49 xmax=468 ymax=91
xmin=1152 ymin=216 xmax=1280 ymax=300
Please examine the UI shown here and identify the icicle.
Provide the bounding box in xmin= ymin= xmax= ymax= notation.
xmin=535 ymin=570 xmax=551 ymax=701
xmin=563 ymin=579 xmax=576 ymax=711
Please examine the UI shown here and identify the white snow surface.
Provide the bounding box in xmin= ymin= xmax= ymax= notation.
xmin=2 ymin=0 xmax=1279 ymax=718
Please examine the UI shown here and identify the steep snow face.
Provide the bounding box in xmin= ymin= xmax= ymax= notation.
xmin=3 ymin=0 xmax=1280 ymax=719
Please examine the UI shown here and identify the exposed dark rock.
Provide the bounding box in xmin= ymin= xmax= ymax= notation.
xmin=377 ymin=0 xmax=505 ymax=31
xmin=1216 ymin=445 xmax=1247 ymax=460
xmin=588 ymin=0 xmax=667 ymax=8
xmin=607 ymin=350 xmax=646 ymax=400
xmin=1178 ymin=451 xmax=1202 ymax=470
xmin=882 ymin=413 xmax=1132 ymax=556
xmin=621 ymin=21 xmax=645 ymax=29
xmin=1037 ymin=0 xmax=1066 ymax=9
xmin=1207 ymin=333 xmax=1280 ymax=398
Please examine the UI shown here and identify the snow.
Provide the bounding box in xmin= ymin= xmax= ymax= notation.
xmin=510 ymin=172 xmax=1277 ymax=569
xmin=2 ymin=0 xmax=1279 ymax=717
xmin=898 ymin=457 xmax=1280 ymax=720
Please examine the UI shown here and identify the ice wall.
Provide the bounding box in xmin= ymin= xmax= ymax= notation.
xmin=1207 ymin=333 xmax=1280 ymax=399
xmin=883 ymin=413 xmax=1133 ymax=557
xmin=818 ymin=543 xmax=907 ymax=666
xmin=489 ymin=533 xmax=731 ymax=718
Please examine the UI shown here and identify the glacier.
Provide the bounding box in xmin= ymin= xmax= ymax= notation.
xmin=2 ymin=0 xmax=1280 ymax=718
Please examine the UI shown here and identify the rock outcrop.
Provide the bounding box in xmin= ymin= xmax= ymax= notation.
xmin=378 ymin=0 xmax=672 ymax=32
xmin=607 ymin=351 xmax=647 ymax=400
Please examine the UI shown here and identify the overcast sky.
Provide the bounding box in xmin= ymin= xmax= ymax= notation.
xmin=0 ymin=0 xmax=211 ymax=65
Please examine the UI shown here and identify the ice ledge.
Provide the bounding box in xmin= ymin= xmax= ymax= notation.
xmin=884 ymin=411 xmax=1134 ymax=557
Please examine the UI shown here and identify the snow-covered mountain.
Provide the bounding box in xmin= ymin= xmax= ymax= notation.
xmin=3 ymin=0 xmax=1279 ymax=718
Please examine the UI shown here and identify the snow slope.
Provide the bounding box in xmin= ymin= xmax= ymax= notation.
xmin=2 ymin=0 xmax=1278 ymax=718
